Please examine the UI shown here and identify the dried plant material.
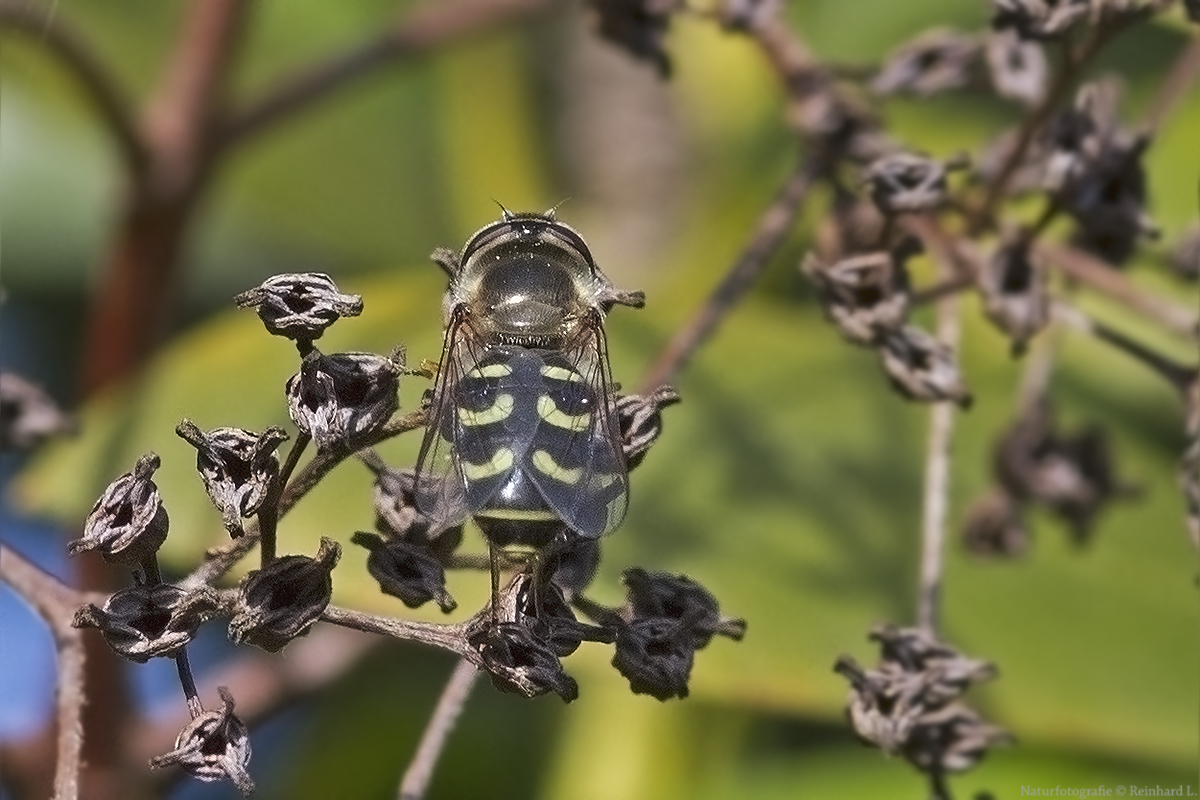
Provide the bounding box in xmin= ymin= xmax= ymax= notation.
xmin=862 ymin=151 xmax=970 ymax=215
xmin=877 ymin=325 xmax=973 ymax=408
xmin=234 ymin=272 xmax=362 ymax=343
xmin=872 ymin=29 xmax=980 ymax=97
xmin=835 ymin=626 xmax=1009 ymax=774
xmin=286 ymin=349 xmax=403 ymax=450
xmin=803 ymin=246 xmax=914 ymax=346
xmin=0 ymin=372 xmax=74 ymax=450
xmin=979 ymin=232 xmax=1050 ymax=353
xmin=68 ymin=453 xmax=169 ymax=567
xmin=228 ymin=538 xmax=341 ymax=652
xmin=176 ymin=421 xmax=288 ymax=537
xmin=150 ymin=687 xmax=254 ymax=796
xmin=985 ymin=28 xmax=1047 ymax=106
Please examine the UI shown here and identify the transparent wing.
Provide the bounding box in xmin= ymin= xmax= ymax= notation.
xmin=522 ymin=327 xmax=629 ymax=539
xmin=413 ymin=316 xmax=478 ymax=531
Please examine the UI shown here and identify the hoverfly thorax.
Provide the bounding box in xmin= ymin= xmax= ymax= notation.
xmin=417 ymin=210 xmax=642 ymax=553
xmin=449 ymin=212 xmax=605 ymax=349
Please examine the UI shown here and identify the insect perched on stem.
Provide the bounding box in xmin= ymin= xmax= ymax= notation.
xmin=415 ymin=209 xmax=645 ymax=564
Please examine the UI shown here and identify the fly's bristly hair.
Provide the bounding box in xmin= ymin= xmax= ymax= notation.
xmin=416 ymin=211 xmax=642 ymax=552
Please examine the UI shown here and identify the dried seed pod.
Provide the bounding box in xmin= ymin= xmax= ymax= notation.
xmin=286 ymin=349 xmax=402 ymax=450
xmin=962 ymin=488 xmax=1030 ymax=557
xmin=615 ymin=386 xmax=681 ymax=471
xmin=363 ymin=460 xmax=463 ymax=548
xmin=612 ymin=616 xmax=697 ymax=701
xmin=803 ymin=244 xmax=915 ymax=346
xmin=994 ymin=401 xmax=1135 ymax=542
xmin=985 ymin=28 xmax=1046 ymax=106
xmin=871 ymin=29 xmax=980 ymax=97
xmin=990 ymin=0 xmax=1089 ymax=40
xmin=228 ymin=538 xmax=340 ymax=652
xmin=68 ymin=453 xmax=169 ymax=567
xmin=979 ymin=232 xmax=1050 ymax=353
xmin=585 ymin=0 xmax=677 ymax=78
xmin=604 ymin=569 xmax=744 ymax=700
xmin=469 ymin=622 xmax=579 ymax=702
xmin=862 ymin=152 xmax=969 ymax=215
xmin=835 ymin=626 xmax=1007 ymax=775
xmin=234 ymin=272 xmax=362 ymax=343
xmin=876 ymin=326 xmax=972 ymax=408
xmin=623 ymin=568 xmax=745 ymax=648
xmin=73 ymin=584 xmax=220 ymax=663
xmin=352 ymin=532 xmax=456 ymax=613
xmin=176 ymin=421 xmax=288 ymax=537
xmin=513 ymin=572 xmax=613 ymax=658
xmin=150 ymin=687 xmax=254 ymax=797
xmin=0 ymin=372 xmax=74 ymax=451
xmin=904 ymin=702 xmax=1012 ymax=773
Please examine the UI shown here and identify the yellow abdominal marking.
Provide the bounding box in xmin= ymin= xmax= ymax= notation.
xmin=537 ymin=395 xmax=591 ymax=431
xmin=470 ymin=363 xmax=513 ymax=379
xmin=540 ymin=364 xmax=583 ymax=383
xmin=475 ymin=507 xmax=559 ymax=521
xmin=458 ymin=393 xmax=514 ymax=426
xmin=532 ymin=450 xmax=583 ymax=485
xmin=460 ymin=447 xmax=515 ymax=480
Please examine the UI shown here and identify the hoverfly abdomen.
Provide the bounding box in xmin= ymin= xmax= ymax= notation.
xmin=447 ymin=348 xmax=626 ymax=548
xmin=416 ymin=210 xmax=640 ymax=554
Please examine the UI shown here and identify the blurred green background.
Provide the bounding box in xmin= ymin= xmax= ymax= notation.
xmin=2 ymin=2 xmax=1198 ymax=799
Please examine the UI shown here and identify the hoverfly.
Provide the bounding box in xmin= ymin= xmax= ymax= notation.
xmin=415 ymin=209 xmax=644 ymax=556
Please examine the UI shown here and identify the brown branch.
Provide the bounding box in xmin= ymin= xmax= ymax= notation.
xmin=1050 ymin=301 xmax=1198 ymax=391
xmin=81 ymin=0 xmax=252 ymax=397
xmin=218 ymin=0 xmax=553 ymax=147
xmin=639 ymin=160 xmax=818 ymax=392
xmin=0 ymin=0 xmax=146 ymax=175
xmin=0 ymin=546 xmax=106 ymax=800
xmin=1038 ymin=241 xmax=1200 ymax=340
xmin=1142 ymin=28 xmax=1200 ymax=134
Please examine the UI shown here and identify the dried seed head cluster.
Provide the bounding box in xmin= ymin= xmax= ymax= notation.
xmin=65 ymin=240 xmax=737 ymax=795
xmin=804 ymin=238 xmax=972 ymax=408
xmin=835 ymin=626 xmax=1010 ymax=774
xmin=964 ymin=399 xmax=1136 ymax=552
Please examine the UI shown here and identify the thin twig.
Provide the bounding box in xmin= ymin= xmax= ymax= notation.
xmin=398 ymin=658 xmax=480 ymax=800
xmin=0 ymin=1 xmax=146 ymax=175
xmin=1038 ymin=242 xmax=1200 ymax=341
xmin=639 ymin=161 xmax=818 ymax=392
xmin=217 ymin=0 xmax=552 ymax=147
xmin=320 ymin=605 xmax=474 ymax=659
xmin=1142 ymin=29 xmax=1200 ymax=134
xmin=916 ymin=252 xmax=962 ymax=634
xmin=1050 ymin=301 xmax=1199 ymax=392
xmin=0 ymin=546 xmax=95 ymax=800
